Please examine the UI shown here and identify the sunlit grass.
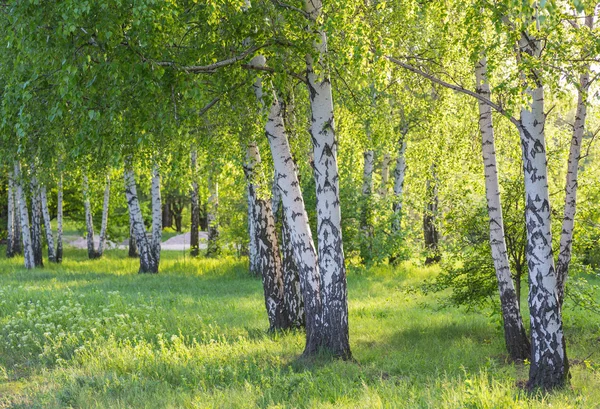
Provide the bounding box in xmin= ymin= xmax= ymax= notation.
xmin=0 ymin=248 xmax=599 ymax=408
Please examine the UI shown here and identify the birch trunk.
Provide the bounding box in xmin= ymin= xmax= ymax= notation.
xmin=40 ymin=186 xmax=57 ymax=263
xmin=14 ymin=162 xmax=34 ymax=269
xmin=124 ymin=165 xmax=157 ymax=273
xmin=556 ymin=15 xmax=593 ymax=306
xmin=423 ymin=165 xmax=440 ymax=265
xmin=13 ymin=188 xmax=22 ymax=256
xmin=190 ymin=150 xmax=201 ymax=258
xmin=151 ymin=165 xmax=162 ymax=266
xmin=128 ymin=216 xmax=139 ymax=258
xmin=282 ymin=213 xmax=305 ymax=328
xmin=97 ymin=176 xmax=110 ymax=256
xmin=380 ymin=153 xmax=391 ymax=196
xmin=304 ymin=0 xmax=351 ymax=359
xmin=518 ymin=35 xmax=567 ymax=390
xmin=206 ymin=168 xmax=220 ymax=257
xmin=82 ymin=175 xmax=99 ymax=259
xmin=245 ymin=143 xmax=290 ymax=330
xmin=266 ymin=92 xmax=324 ymax=354
xmin=56 ymin=174 xmax=63 ymax=263
xmin=361 ymin=150 xmax=375 ymax=261
xmin=6 ymin=173 xmax=15 ymax=258
xmin=392 ymin=132 xmax=407 ymax=232
xmin=30 ymin=174 xmax=44 ymax=267
xmin=476 ymin=57 xmax=530 ymax=361
xmin=244 ymin=142 xmax=259 ymax=275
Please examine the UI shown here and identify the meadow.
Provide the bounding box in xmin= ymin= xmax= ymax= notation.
xmin=0 ymin=249 xmax=599 ymax=408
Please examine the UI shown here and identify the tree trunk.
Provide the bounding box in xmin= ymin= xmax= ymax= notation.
xmin=361 ymin=149 xmax=375 ymax=262
xmin=56 ymin=174 xmax=63 ymax=263
xmin=40 ymin=186 xmax=57 ymax=263
xmin=245 ymin=143 xmax=290 ymax=330
xmin=151 ymin=165 xmax=162 ymax=266
xmin=128 ymin=216 xmax=139 ymax=258
xmin=281 ymin=213 xmax=305 ymax=328
xmin=556 ymin=14 xmax=593 ymax=306
xmin=6 ymin=173 xmax=15 ymax=258
xmin=206 ymin=167 xmax=220 ymax=257
xmin=244 ymin=143 xmax=260 ymax=276
xmin=265 ymin=90 xmax=324 ymax=355
xmin=392 ymin=131 xmax=407 ymax=232
xmin=124 ymin=165 xmax=157 ymax=273
xmin=162 ymin=199 xmax=173 ymax=229
xmin=476 ymin=57 xmax=530 ymax=361
xmin=380 ymin=153 xmax=391 ymax=196
xmin=304 ymin=0 xmax=351 ymax=359
xmin=13 ymin=187 xmax=22 ymax=256
xmin=97 ymin=176 xmax=110 ymax=256
xmin=518 ymin=35 xmax=567 ymax=390
xmin=171 ymin=198 xmax=184 ymax=233
xmin=82 ymin=175 xmax=99 ymax=259
xmin=190 ymin=150 xmax=201 ymax=258
xmin=423 ymin=165 xmax=440 ymax=265
xmin=14 ymin=162 xmax=34 ymax=269
xmin=30 ymin=174 xmax=44 ymax=267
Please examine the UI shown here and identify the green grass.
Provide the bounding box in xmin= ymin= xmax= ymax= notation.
xmin=0 ymin=249 xmax=599 ymax=408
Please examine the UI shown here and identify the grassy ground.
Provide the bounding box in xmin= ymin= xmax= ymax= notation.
xmin=0 ymin=249 xmax=599 ymax=408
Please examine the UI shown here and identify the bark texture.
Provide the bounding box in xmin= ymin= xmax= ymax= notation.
xmin=206 ymin=168 xmax=220 ymax=257
xmin=6 ymin=174 xmax=16 ymax=258
xmin=98 ymin=176 xmax=111 ymax=257
xmin=83 ymin=175 xmax=99 ymax=259
xmin=244 ymin=142 xmax=260 ymax=275
xmin=304 ymin=0 xmax=351 ymax=359
xmin=124 ymin=165 xmax=158 ymax=273
xmin=380 ymin=153 xmax=391 ymax=196
xmin=14 ymin=162 xmax=35 ymax=269
xmin=518 ymin=34 xmax=567 ymax=390
xmin=423 ymin=166 xmax=440 ymax=265
xmin=476 ymin=57 xmax=530 ymax=361
xmin=392 ymin=131 xmax=407 ymax=232
xmin=151 ymin=166 xmax=162 ymax=266
xmin=556 ymin=16 xmax=593 ymax=307
xmin=30 ymin=175 xmax=44 ymax=267
xmin=40 ymin=186 xmax=57 ymax=263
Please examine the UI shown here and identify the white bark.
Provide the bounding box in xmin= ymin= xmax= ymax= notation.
xmin=266 ymin=92 xmax=323 ymax=352
xmin=362 ymin=150 xmax=374 ymax=196
xmin=304 ymin=0 xmax=351 ymax=359
xmin=556 ymin=15 xmax=594 ymax=306
xmin=14 ymin=162 xmax=34 ymax=269
xmin=40 ymin=186 xmax=57 ymax=263
xmin=190 ymin=150 xmax=201 ymax=257
xmin=56 ymin=173 xmax=63 ymax=262
xmin=6 ymin=173 xmax=15 ymax=258
xmin=244 ymin=141 xmax=260 ymax=275
xmin=518 ymin=34 xmax=566 ymax=389
xmin=151 ymin=165 xmax=162 ymax=265
xmin=98 ymin=176 xmax=111 ymax=256
xmin=476 ymin=57 xmax=529 ymax=360
xmin=206 ymin=168 xmax=220 ymax=257
xmin=392 ymin=132 xmax=407 ymax=231
xmin=124 ymin=164 xmax=157 ymax=273
xmin=82 ymin=175 xmax=98 ymax=259
xmin=29 ymin=173 xmax=43 ymax=267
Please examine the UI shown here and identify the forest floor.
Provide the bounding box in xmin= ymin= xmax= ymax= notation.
xmin=0 ymin=249 xmax=599 ymax=408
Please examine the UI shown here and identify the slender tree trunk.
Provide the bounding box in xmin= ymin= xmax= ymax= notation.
xmin=40 ymin=186 xmax=57 ymax=263
xmin=380 ymin=153 xmax=391 ymax=196
xmin=556 ymin=15 xmax=593 ymax=306
xmin=265 ymin=91 xmax=324 ymax=355
xmin=518 ymin=35 xmax=567 ymax=390
xmin=281 ymin=213 xmax=305 ymax=328
xmin=30 ymin=174 xmax=44 ymax=267
xmin=171 ymin=199 xmax=184 ymax=233
xmin=476 ymin=57 xmax=530 ymax=361
xmin=14 ymin=162 xmax=34 ymax=269
xmin=190 ymin=150 xmax=201 ymax=258
xmin=423 ymin=165 xmax=440 ymax=265
xmin=82 ymin=175 xmax=99 ymax=259
xmin=124 ymin=165 xmax=157 ymax=273
xmin=97 ymin=176 xmax=110 ymax=256
xmin=304 ymin=0 xmax=351 ymax=359
xmin=206 ymin=167 xmax=220 ymax=257
xmin=244 ymin=142 xmax=259 ymax=275
xmin=245 ymin=143 xmax=290 ymax=330
xmin=392 ymin=131 xmax=407 ymax=232
xmin=56 ymin=174 xmax=63 ymax=263
xmin=128 ymin=216 xmax=139 ymax=258
xmin=162 ymin=199 xmax=173 ymax=229
xmin=361 ymin=150 xmax=375 ymax=261
xmin=6 ymin=173 xmax=15 ymax=258
xmin=151 ymin=165 xmax=162 ymax=266
xmin=13 ymin=187 xmax=22 ymax=256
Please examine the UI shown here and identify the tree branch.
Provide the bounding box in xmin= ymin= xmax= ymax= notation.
xmin=241 ymin=63 xmax=308 ymax=84
xmin=385 ymin=55 xmax=521 ymax=128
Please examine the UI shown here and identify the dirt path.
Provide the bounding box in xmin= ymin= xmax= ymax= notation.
xmin=65 ymin=232 xmax=208 ymax=251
